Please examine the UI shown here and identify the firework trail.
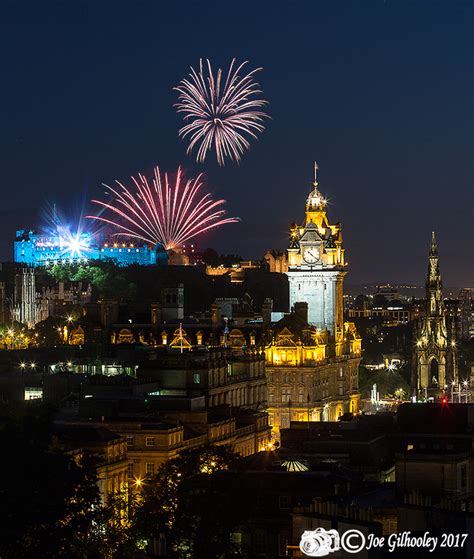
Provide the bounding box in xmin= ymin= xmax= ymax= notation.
xmin=87 ymin=166 xmax=239 ymax=250
xmin=174 ymin=58 xmax=269 ymax=166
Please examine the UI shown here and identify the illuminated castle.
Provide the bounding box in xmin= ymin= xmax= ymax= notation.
xmin=14 ymin=230 xmax=168 ymax=267
xmin=265 ymin=164 xmax=361 ymax=433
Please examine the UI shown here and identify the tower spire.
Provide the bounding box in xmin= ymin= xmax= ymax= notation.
xmin=313 ymin=161 xmax=319 ymax=186
xmin=430 ymin=231 xmax=438 ymax=256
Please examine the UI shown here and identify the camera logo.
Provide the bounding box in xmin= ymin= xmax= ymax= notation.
xmin=300 ymin=528 xmax=366 ymax=556
xmin=299 ymin=528 xmax=340 ymax=557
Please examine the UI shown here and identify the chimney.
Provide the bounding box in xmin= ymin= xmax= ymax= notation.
xmin=211 ymin=303 xmax=220 ymax=327
xmin=294 ymin=302 xmax=308 ymax=323
xmin=262 ymin=298 xmax=273 ymax=328
xmin=151 ymin=302 xmax=161 ymax=326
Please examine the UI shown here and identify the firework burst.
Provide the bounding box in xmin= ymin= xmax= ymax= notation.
xmin=87 ymin=166 xmax=239 ymax=250
xmin=174 ymin=58 xmax=269 ymax=166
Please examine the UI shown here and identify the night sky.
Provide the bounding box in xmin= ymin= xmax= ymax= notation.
xmin=1 ymin=1 xmax=472 ymax=287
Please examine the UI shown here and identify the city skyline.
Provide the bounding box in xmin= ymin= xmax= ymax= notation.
xmin=1 ymin=1 xmax=472 ymax=287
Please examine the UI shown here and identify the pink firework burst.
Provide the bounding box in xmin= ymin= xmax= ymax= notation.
xmin=87 ymin=166 xmax=239 ymax=250
xmin=174 ymin=58 xmax=269 ymax=166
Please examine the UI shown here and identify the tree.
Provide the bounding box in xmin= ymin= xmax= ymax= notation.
xmin=201 ymin=248 xmax=220 ymax=267
xmin=47 ymin=261 xmax=137 ymax=301
xmin=0 ymin=402 xmax=102 ymax=558
xmin=359 ymin=366 xmax=410 ymax=399
xmin=137 ymin=445 xmax=240 ymax=558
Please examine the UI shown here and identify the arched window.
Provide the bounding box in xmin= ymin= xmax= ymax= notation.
xmin=430 ymin=359 xmax=439 ymax=385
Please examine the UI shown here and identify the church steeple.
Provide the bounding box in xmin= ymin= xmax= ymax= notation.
xmin=430 ymin=231 xmax=438 ymax=256
xmin=427 ymin=231 xmax=441 ymax=291
xmin=414 ymin=231 xmax=457 ymax=398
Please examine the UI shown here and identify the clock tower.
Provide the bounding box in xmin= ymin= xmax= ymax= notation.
xmin=286 ymin=164 xmax=345 ymax=343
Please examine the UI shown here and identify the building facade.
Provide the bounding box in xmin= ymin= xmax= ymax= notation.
xmin=11 ymin=266 xmax=48 ymax=327
xmin=266 ymin=165 xmax=361 ymax=434
xmin=265 ymin=304 xmax=361 ymax=431
xmin=413 ymin=233 xmax=458 ymax=398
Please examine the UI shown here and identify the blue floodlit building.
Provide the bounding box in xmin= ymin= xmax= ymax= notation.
xmin=14 ymin=229 xmax=168 ymax=267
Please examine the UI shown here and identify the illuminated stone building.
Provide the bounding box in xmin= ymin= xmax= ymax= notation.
xmin=413 ymin=233 xmax=457 ymax=398
xmin=11 ymin=266 xmax=48 ymax=327
xmin=67 ymin=345 xmax=270 ymax=478
xmin=54 ymin=423 xmax=128 ymax=505
xmin=286 ymin=164 xmax=345 ymax=335
xmin=99 ymin=410 xmax=270 ymax=481
xmin=265 ymin=165 xmax=361 ymax=434
xmin=265 ymin=303 xmax=361 ymax=431
xmin=14 ymin=229 xmax=167 ymax=267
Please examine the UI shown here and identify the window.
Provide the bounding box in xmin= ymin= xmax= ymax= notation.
xmin=281 ymin=388 xmax=291 ymax=403
xmin=460 ymin=464 xmax=467 ymax=491
xmin=126 ymin=436 xmax=134 ymax=446
xmin=146 ymin=437 xmax=155 ymax=447
xmin=146 ymin=463 xmax=155 ymax=476
xmin=193 ymin=373 xmax=201 ymax=384
xmin=128 ymin=462 xmax=134 ymax=477
xmin=254 ymin=531 xmax=266 ymax=554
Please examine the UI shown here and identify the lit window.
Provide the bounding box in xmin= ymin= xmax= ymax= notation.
xmin=146 ymin=437 xmax=155 ymax=447
xmin=146 ymin=463 xmax=155 ymax=476
xmin=193 ymin=373 xmax=201 ymax=384
xmin=128 ymin=462 xmax=134 ymax=477
xmin=126 ymin=436 xmax=134 ymax=446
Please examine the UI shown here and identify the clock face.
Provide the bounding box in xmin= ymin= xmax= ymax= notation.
xmin=303 ymin=247 xmax=319 ymax=264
